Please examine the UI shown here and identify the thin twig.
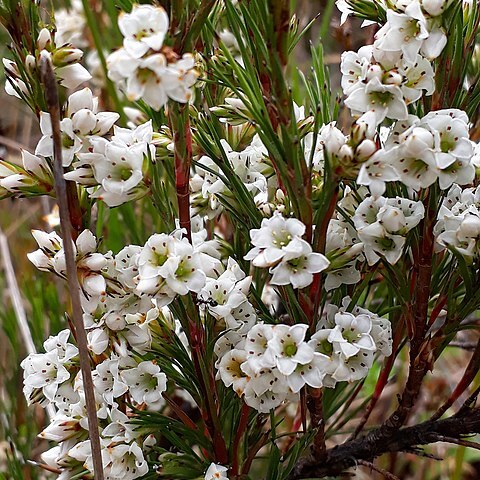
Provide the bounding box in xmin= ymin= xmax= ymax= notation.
xmin=0 ymin=227 xmax=56 ymax=421
xmin=0 ymin=228 xmax=36 ymax=355
xmin=435 ymin=435 xmax=480 ymax=451
xmin=39 ymin=53 xmax=104 ymax=480
xmin=431 ymin=338 xmax=480 ymax=421
xmin=357 ymin=460 xmax=400 ymax=480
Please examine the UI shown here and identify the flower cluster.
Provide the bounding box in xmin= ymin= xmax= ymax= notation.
xmin=107 ymin=5 xmax=198 ymax=110
xmin=192 ymin=136 xmax=271 ymax=218
xmin=66 ymin=116 xmax=154 ymax=206
xmin=4 ymin=27 xmax=91 ymax=99
xmin=245 ymin=213 xmax=330 ymax=289
xmin=21 ymin=328 xmax=157 ymax=479
xmin=214 ymin=298 xmax=392 ymax=413
xmin=358 ymin=110 xmax=475 ymax=195
xmin=339 ymin=0 xmax=454 ymax=128
xmin=0 ymin=150 xmax=53 ymax=199
xmin=3 ymin=0 xmax=478 ymax=477
xmin=36 ymin=87 xmax=119 ymax=167
xmin=342 ymin=44 xmax=435 ymax=125
xmin=353 ymin=195 xmax=425 ymax=265
xmin=435 ymin=184 xmax=480 ymax=258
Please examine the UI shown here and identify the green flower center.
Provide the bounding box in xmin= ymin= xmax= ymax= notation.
xmin=119 ymin=167 xmax=133 ymax=181
xmin=62 ymin=133 xmax=74 ymax=149
xmin=369 ymin=91 xmax=393 ymax=107
xmin=271 ymin=229 xmax=292 ymax=247
xmin=284 ymin=343 xmax=298 ymax=357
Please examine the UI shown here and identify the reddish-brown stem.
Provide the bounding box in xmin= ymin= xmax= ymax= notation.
xmin=241 ymin=432 xmax=269 ymax=475
xmin=431 ymin=338 xmax=480 ymax=421
xmin=169 ymin=102 xmax=192 ymax=241
xmin=306 ymin=387 xmax=326 ymax=458
xmin=231 ymin=403 xmax=250 ymax=477
xmin=65 ymin=182 xmax=83 ymax=239
xmin=189 ymin=317 xmax=229 ymax=464
xmin=163 ymin=393 xmax=201 ymax=431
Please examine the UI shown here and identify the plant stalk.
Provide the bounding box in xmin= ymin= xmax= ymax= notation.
xmin=40 ymin=54 xmax=104 ymax=480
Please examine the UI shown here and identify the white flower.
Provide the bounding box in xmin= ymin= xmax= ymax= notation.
xmin=109 ymin=441 xmax=149 ymax=479
xmin=205 ymin=463 xmax=229 ymax=480
xmin=136 ymin=232 xmax=208 ymax=303
xmin=217 ymin=349 xmax=249 ymax=395
xmin=374 ymin=4 xmax=430 ymax=64
xmin=35 ymin=112 xmax=83 ymax=167
xmin=399 ymin=54 xmax=435 ymax=104
xmin=37 ymin=49 xmax=91 ymax=90
xmin=43 ymin=329 xmax=78 ymax=362
xmin=422 ymin=109 xmax=474 ymax=189
xmin=162 ymin=53 xmax=199 ymax=103
xmin=68 ymin=440 xmax=112 ymax=478
xmin=120 ymin=360 xmax=167 ymax=410
xmin=388 ymin=125 xmax=438 ymax=189
xmin=244 ymin=212 xmax=306 ymax=267
xmin=90 ymin=141 xmax=146 ymax=207
xmin=48 ymin=229 xmax=110 ymax=298
xmin=266 ymin=324 xmax=314 ymax=375
xmin=328 ymin=312 xmax=376 ymax=359
xmin=243 ymin=323 xmax=275 ymax=372
xmin=87 ymin=327 xmax=110 ymax=355
xmin=115 ymin=245 xmax=142 ymax=289
xmin=27 ymin=230 xmax=63 ymax=271
xmin=421 ymin=0 xmax=449 ymax=16
xmin=286 ymin=352 xmax=331 ymax=393
xmin=54 ymin=0 xmax=87 ymax=48
xmin=331 ymin=349 xmax=375 ymax=382
xmin=68 ymin=88 xmax=119 ymax=136
xmin=269 ymin=239 xmax=330 ymax=289
xmin=198 ymin=259 xmax=251 ymax=327
xmin=3 ymin=58 xmax=29 ymax=98
xmin=345 ymin=77 xmax=409 ymax=124
xmin=118 ymin=5 xmax=169 ymax=58
xmin=353 ymin=196 xmax=425 ymax=265
xmin=92 ymin=357 xmax=129 ymax=405
xmin=21 ymin=351 xmax=71 ymax=404
xmin=243 ymin=379 xmax=289 ymax=413
xmin=107 ymin=49 xmax=198 ymax=110
xmin=124 ymin=53 xmax=170 ymax=109
xmin=39 ymin=414 xmax=82 ymax=442
xmin=340 ymin=46 xmax=374 ymax=96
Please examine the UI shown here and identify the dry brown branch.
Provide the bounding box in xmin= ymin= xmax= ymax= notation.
xmin=39 ymin=54 xmax=104 ymax=480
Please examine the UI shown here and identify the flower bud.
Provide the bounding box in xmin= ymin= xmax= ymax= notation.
xmin=422 ymin=0 xmax=446 ymax=17
xmin=52 ymin=47 xmax=83 ymax=67
xmin=459 ymin=216 xmax=480 ymax=238
xmin=0 ymin=173 xmax=30 ymax=191
xmin=365 ymin=64 xmax=383 ymax=82
xmin=351 ymin=112 xmax=376 ymax=143
xmin=356 ymin=139 xmax=377 ymax=161
xmin=384 ymin=70 xmax=403 ymax=86
xmin=378 ymin=206 xmax=406 ymax=233
xmin=72 ymin=109 xmax=97 ymax=135
xmin=338 ymin=144 xmax=354 ymax=163
xmin=25 ymin=54 xmax=37 ymax=73
xmin=402 ymin=127 xmax=434 ymax=155
xmin=37 ymin=28 xmax=52 ymax=51
xmin=275 ymin=188 xmax=285 ymax=203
